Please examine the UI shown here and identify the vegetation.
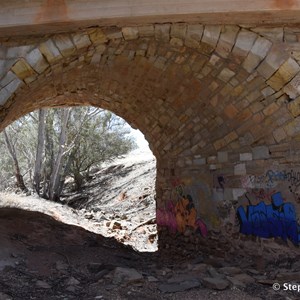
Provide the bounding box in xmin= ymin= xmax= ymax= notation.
xmin=0 ymin=107 xmax=136 ymax=201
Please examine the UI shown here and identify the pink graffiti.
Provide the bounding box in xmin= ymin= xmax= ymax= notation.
xmin=195 ymin=219 xmax=208 ymax=237
xmin=157 ymin=202 xmax=177 ymax=233
xmin=157 ymin=200 xmax=208 ymax=237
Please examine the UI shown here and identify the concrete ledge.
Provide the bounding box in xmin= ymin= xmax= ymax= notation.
xmin=1 ymin=0 xmax=300 ymax=36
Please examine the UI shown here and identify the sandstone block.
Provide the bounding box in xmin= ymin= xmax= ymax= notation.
xmin=218 ymin=68 xmax=235 ymax=82
xmin=214 ymin=138 xmax=227 ymax=151
xmin=288 ymin=96 xmax=300 ymax=117
xmin=122 ymin=27 xmax=139 ymax=40
xmin=257 ymin=45 xmax=289 ymax=79
xmin=11 ymin=58 xmax=36 ymax=80
xmin=39 ymin=39 xmax=62 ymax=64
xmin=267 ymin=58 xmax=300 ymax=91
xmin=155 ymin=24 xmax=170 ymax=42
xmin=252 ymin=27 xmax=283 ymax=42
xmin=26 ymin=48 xmax=49 ymax=74
xmin=261 ymin=86 xmax=275 ymax=97
xmin=89 ymin=28 xmax=108 ymax=44
xmin=138 ymin=25 xmax=154 ymax=37
xmin=240 ymin=153 xmax=253 ymax=161
xmin=154 ymin=56 xmax=167 ymax=70
xmin=5 ymin=78 xmax=22 ymax=95
xmin=54 ymin=35 xmax=76 ymax=57
xmin=170 ymin=37 xmax=184 ymax=47
xmin=185 ymin=24 xmax=203 ymax=48
xmin=283 ymin=73 xmax=300 ymax=99
xmin=232 ymin=29 xmax=257 ymax=57
xmin=217 ymin=151 xmax=228 ymax=163
xmin=273 ymin=127 xmax=287 ymax=143
xmin=216 ymin=25 xmax=240 ymax=58
xmin=263 ymin=103 xmax=279 ymax=116
xmin=243 ymin=37 xmax=272 ymax=73
xmin=284 ymin=118 xmax=300 ymax=136
xmin=224 ymin=131 xmax=238 ymax=144
xmin=72 ymin=33 xmax=92 ymax=49
xmin=6 ymin=45 xmax=32 ymax=59
xmin=0 ymin=71 xmax=17 ymax=88
xmin=202 ymin=25 xmax=221 ymax=48
xmin=252 ymin=146 xmax=270 ymax=159
xmin=0 ymin=88 xmax=9 ymax=106
xmin=224 ymin=104 xmax=238 ymax=119
xmin=246 ymin=90 xmax=263 ymax=103
xmin=249 ymin=103 xmax=263 ymax=115
xmin=171 ymin=23 xmax=187 ymax=39
xmin=234 ymin=163 xmax=246 ymax=175
xmin=104 ymin=28 xmax=123 ymax=39
xmin=193 ymin=158 xmax=206 ymax=165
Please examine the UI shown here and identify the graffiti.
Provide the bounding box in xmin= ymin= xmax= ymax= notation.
xmin=157 ymin=179 xmax=208 ymax=237
xmin=241 ymin=169 xmax=300 ymax=189
xmin=237 ymin=192 xmax=300 ymax=245
xmin=217 ymin=175 xmax=225 ymax=190
xmin=241 ymin=175 xmax=267 ymax=189
xmin=266 ymin=169 xmax=300 ymax=188
xmin=157 ymin=202 xmax=177 ymax=234
xmin=250 ymin=189 xmax=276 ymax=203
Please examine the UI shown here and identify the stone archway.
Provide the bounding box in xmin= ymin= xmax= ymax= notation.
xmin=1 ymin=23 xmax=300 ymax=247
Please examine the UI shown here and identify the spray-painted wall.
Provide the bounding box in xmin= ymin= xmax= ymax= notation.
xmin=157 ymin=143 xmax=300 ymax=247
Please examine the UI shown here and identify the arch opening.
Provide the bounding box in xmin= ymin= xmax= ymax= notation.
xmin=0 ymin=105 xmax=157 ymax=252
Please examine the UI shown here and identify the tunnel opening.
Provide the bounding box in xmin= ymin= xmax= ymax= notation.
xmin=0 ymin=106 xmax=158 ymax=252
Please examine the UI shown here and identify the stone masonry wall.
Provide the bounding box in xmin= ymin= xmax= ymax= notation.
xmin=1 ymin=23 xmax=300 ymax=247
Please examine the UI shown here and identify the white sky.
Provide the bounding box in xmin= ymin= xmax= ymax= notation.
xmin=129 ymin=128 xmax=151 ymax=152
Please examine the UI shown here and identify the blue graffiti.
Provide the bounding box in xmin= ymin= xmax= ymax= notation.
xmin=237 ymin=192 xmax=300 ymax=245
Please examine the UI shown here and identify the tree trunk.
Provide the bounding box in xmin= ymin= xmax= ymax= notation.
xmin=42 ymin=111 xmax=55 ymax=199
xmin=33 ymin=109 xmax=46 ymax=195
xmin=74 ymin=170 xmax=84 ymax=191
xmin=49 ymin=108 xmax=71 ymax=201
xmin=3 ymin=129 xmax=28 ymax=192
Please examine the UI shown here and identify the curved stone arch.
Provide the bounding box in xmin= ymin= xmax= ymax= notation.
xmin=1 ymin=24 xmax=300 ymax=149
xmin=2 ymin=23 xmax=300 ymax=238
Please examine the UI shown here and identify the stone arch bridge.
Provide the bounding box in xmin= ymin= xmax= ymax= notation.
xmin=1 ymin=0 xmax=300 ymax=248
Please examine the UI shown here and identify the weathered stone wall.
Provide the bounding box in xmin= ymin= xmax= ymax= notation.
xmin=1 ymin=23 xmax=300 ymax=247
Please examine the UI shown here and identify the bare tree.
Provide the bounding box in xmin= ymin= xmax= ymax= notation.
xmin=0 ymin=106 xmax=136 ymax=201
xmin=49 ymin=108 xmax=71 ymax=201
xmin=2 ymin=129 xmax=28 ymax=192
xmin=33 ymin=109 xmax=46 ymax=195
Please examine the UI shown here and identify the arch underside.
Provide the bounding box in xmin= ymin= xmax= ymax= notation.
xmin=1 ymin=23 xmax=300 ymax=244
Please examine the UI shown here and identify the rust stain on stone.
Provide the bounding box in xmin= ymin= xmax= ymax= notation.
xmin=35 ymin=0 xmax=69 ymax=23
xmin=273 ymin=0 xmax=297 ymax=9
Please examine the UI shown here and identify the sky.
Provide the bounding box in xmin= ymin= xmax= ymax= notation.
xmin=129 ymin=128 xmax=151 ymax=152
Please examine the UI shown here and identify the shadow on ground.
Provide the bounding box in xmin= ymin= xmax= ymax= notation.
xmin=0 ymin=208 xmax=299 ymax=300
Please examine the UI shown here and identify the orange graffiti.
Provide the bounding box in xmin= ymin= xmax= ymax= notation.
xmin=175 ymin=196 xmax=197 ymax=233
